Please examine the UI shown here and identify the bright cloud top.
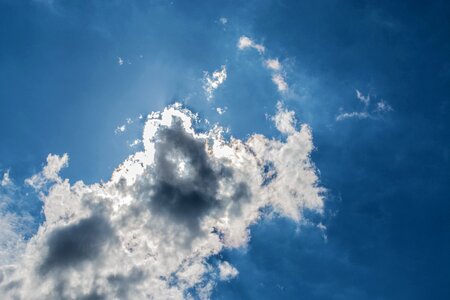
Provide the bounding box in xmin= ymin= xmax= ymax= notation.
xmin=0 ymin=103 xmax=324 ymax=299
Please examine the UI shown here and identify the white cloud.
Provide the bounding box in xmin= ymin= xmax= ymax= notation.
xmin=0 ymin=103 xmax=324 ymax=299
xmin=1 ymin=170 xmax=12 ymax=187
xmin=375 ymin=100 xmax=393 ymax=112
xmin=272 ymin=101 xmax=296 ymax=134
xmin=218 ymin=261 xmax=238 ymax=281
xmin=128 ymin=139 xmax=142 ymax=147
xmin=203 ymin=65 xmax=227 ymax=101
xmin=25 ymin=153 xmax=68 ymax=189
xmin=117 ymin=56 xmax=124 ymax=66
xmin=219 ymin=17 xmax=228 ymax=25
xmin=237 ymin=36 xmax=265 ymax=54
xmin=337 ymin=89 xmax=393 ymax=121
xmin=265 ymin=58 xmax=281 ymax=71
xmin=336 ymin=111 xmax=369 ymax=121
xmin=216 ymin=107 xmax=227 ymax=115
xmin=355 ymin=89 xmax=370 ymax=106
xmin=115 ymin=124 xmax=126 ymax=134
xmin=272 ymin=74 xmax=288 ymax=92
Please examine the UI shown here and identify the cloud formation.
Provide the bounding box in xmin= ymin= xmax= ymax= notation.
xmin=237 ymin=38 xmax=288 ymax=93
xmin=336 ymin=89 xmax=393 ymax=121
xmin=237 ymin=36 xmax=265 ymax=54
xmin=0 ymin=102 xmax=323 ymax=299
xmin=203 ymin=65 xmax=227 ymax=101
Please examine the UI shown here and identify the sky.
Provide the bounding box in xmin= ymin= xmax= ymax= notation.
xmin=0 ymin=0 xmax=449 ymax=299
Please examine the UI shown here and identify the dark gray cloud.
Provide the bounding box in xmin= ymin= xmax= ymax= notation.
xmin=39 ymin=215 xmax=115 ymax=275
xmin=135 ymin=118 xmax=247 ymax=235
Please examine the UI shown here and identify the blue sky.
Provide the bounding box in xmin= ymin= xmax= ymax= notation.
xmin=0 ymin=0 xmax=449 ymax=299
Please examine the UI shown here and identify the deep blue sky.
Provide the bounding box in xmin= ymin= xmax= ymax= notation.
xmin=1 ymin=0 xmax=449 ymax=299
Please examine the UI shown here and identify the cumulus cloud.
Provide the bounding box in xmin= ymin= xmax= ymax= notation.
xmin=237 ymin=36 xmax=265 ymax=54
xmin=203 ymin=65 xmax=227 ymax=101
xmin=0 ymin=103 xmax=323 ymax=299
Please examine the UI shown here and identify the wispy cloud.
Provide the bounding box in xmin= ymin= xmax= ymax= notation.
xmin=203 ymin=65 xmax=227 ymax=101
xmin=336 ymin=89 xmax=393 ymax=121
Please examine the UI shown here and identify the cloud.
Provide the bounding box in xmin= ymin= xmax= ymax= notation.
xmin=337 ymin=89 xmax=393 ymax=121
xmin=375 ymin=100 xmax=393 ymax=112
xmin=272 ymin=101 xmax=296 ymax=134
xmin=238 ymin=38 xmax=289 ymax=94
xmin=218 ymin=261 xmax=238 ymax=281
xmin=336 ymin=111 xmax=370 ymax=121
xmin=219 ymin=17 xmax=228 ymax=25
xmin=216 ymin=107 xmax=227 ymax=115
xmin=265 ymin=59 xmax=281 ymax=71
xmin=0 ymin=103 xmax=323 ymax=299
xmin=25 ymin=153 xmax=68 ymax=189
xmin=264 ymin=58 xmax=288 ymax=93
xmin=355 ymin=89 xmax=370 ymax=106
xmin=203 ymin=65 xmax=227 ymax=101
xmin=1 ymin=171 xmax=12 ymax=187
xmin=237 ymin=36 xmax=265 ymax=54
xmin=271 ymin=74 xmax=288 ymax=92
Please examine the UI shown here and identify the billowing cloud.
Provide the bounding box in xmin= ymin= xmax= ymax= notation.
xmin=203 ymin=65 xmax=227 ymax=101
xmin=0 ymin=103 xmax=323 ymax=299
xmin=237 ymin=36 xmax=265 ymax=54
